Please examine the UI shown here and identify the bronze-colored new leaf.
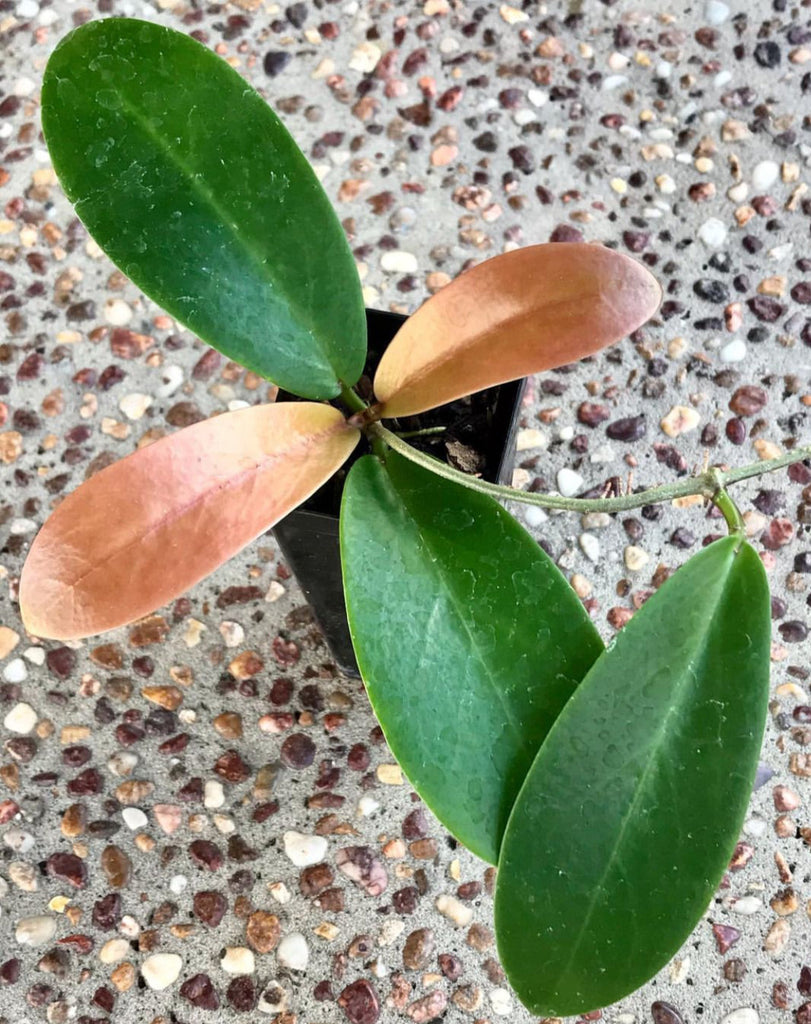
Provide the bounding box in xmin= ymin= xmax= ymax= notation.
xmin=20 ymin=404 xmax=359 ymax=640
xmin=373 ymin=243 xmax=662 ymax=418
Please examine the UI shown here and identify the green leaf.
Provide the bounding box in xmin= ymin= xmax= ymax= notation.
xmin=494 ymin=536 xmax=771 ymax=1016
xmin=41 ymin=18 xmax=365 ymax=399
xmin=340 ymin=451 xmax=604 ymax=864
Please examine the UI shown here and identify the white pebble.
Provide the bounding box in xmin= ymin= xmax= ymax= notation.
xmin=3 ymin=702 xmax=36 ymax=734
xmin=720 ymin=339 xmax=747 ymax=363
xmin=283 ymin=831 xmax=327 ymax=867
xmin=528 ymin=88 xmax=548 ymax=107
xmin=602 ymin=74 xmax=628 ymax=91
xmin=516 ymin=428 xmax=548 ymax=451
xmin=704 ymin=0 xmax=730 ymax=23
xmin=104 ymin=298 xmax=133 ymax=326
xmin=268 ymin=881 xmax=291 ymax=904
xmin=9 ymin=518 xmax=36 ymax=535
xmin=119 ymin=393 xmax=152 ymax=420
xmin=752 ymin=160 xmax=779 ymax=192
xmin=0 ymin=876 xmax=8 ymax=899
xmin=435 ymin=893 xmax=473 ymax=927
xmin=698 ymin=217 xmax=728 ymax=248
xmin=23 ymin=647 xmax=45 ymax=665
xmin=277 ymin=932 xmax=309 ymax=970
xmin=556 ymin=468 xmax=583 ymax=497
xmin=379 ymin=919 xmax=405 ymax=945
xmin=169 ymin=875 xmax=187 ymax=895
xmin=743 ymin=816 xmax=767 ymax=837
xmin=581 ymin=512 xmax=611 ymax=530
xmin=157 ymin=365 xmax=184 ymax=398
xmin=523 ymin=505 xmax=547 ymax=528
xmin=579 ymin=533 xmax=600 ymax=563
xmin=204 ymin=779 xmax=225 ymax=809
xmin=3 ymin=659 xmax=27 ymax=683
xmin=4 ymin=828 xmax=34 ymax=853
xmin=141 ymin=953 xmax=182 ymax=990
xmin=100 ymin=938 xmax=131 ymax=963
xmin=219 ymin=621 xmax=245 ymax=647
xmin=721 ymin=1010 xmax=759 ymax=1024
xmin=16 ymin=915 xmax=55 ymax=946
xmin=380 ymin=250 xmax=418 ymax=274
xmin=731 ymin=896 xmax=762 ymax=915
xmin=624 ymin=546 xmax=649 ymax=572
xmin=348 ymin=41 xmax=381 ymax=73
xmin=590 ymin=444 xmax=615 ymax=464
xmin=122 ymin=807 xmax=148 ymax=830
xmin=357 ymin=795 xmax=380 ymax=816
xmin=120 ymin=915 xmax=140 ymax=938
xmin=15 ymin=0 xmax=39 ymax=16
xmin=490 ymin=988 xmax=514 ymax=1016
xmin=109 ymin=751 xmax=138 ymax=776
xmin=221 ymin=946 xmax=255 ymax=974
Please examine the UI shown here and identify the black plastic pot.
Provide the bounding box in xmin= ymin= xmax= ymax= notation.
xmin=272 ymin=308 xmax=525 ymax=678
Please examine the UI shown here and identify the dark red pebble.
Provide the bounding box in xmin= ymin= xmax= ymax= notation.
xmin=46 ymin=852 xmax=87 ymax=888
xmin=0 ymin=959 xmax=21 ymax=985
xmin=651 ymin=1001 xmax=684 ymax=1024
xmin=93 ymin=893 xmax=122 ymax=931
xmin=180 ymin=973 xmax=220 ymax=1010
xmin=227 ymin=975 xmax=257 ymax=1012
xmin=189 ymin=840 xmax=223 ymax=872
xmin=338 ymin=979 xmax=380 ymax=1024
xmin=281 ymin=732 xmax=316 ymax=768
xmin=46 ymin=647 xmax=76 ymax=679
xmin=606 ymin=415 xmax=646 ymax=442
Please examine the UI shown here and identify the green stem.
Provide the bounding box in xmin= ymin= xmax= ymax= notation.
xmin=396 ymin=426 xmax=447 ymax=440
xmin=339 ymin=386 xmax=368 ymax=416
xmin=710 ymin=481 xmax=745 ymax=538
xmin=368 ymin=423 xmax=811 ymax=515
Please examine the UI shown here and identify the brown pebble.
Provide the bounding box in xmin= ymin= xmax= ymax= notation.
xmin=729 ymin=385 xmax=768 ymax=416
xmin=246 ymin=910 xmax=281 ymax=953
xmin=61 ymin=803 xmax=87 ymax=838
xmin=101 ymin=845 xmax=132 ymax=888
xmin=403 ymin=928 xmax=435 ymax=970
xmin=406 ymin=989 xmax=447 ymax=1022
xmin=213 ymin=713 xmax=243 ymax=739
xmin=300 ymin=863 xmax=334 ymax=897
xmin=141 ymin=686 xmax=183 ymax=710
xmin=193 ymin=891 xmax=227 ymax=927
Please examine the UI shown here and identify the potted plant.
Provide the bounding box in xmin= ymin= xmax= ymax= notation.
xmin=18 ymin=16 xmax=810 ymax=1016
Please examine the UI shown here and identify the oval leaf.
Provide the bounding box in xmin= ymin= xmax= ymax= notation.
xmin=495 ymin=537 xmax=770 ymax=1016
xmin=42 ymin=18 xmax=366 ymax=399
xmin=340 ymin=451 xmax=603 ymax=863
xmin=20 ymin=404 xmax=359 ymax=640
xmin=373 ymin=243 xmax=662 ymax=418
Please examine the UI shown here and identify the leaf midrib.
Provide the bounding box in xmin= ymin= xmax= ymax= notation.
xmin=549 ymin=546 xmax=734 ymax=994
xmin=389 ymin=473 xmax=534 ymax=770
xmin=62 ymin=420 xmax=348 ymax=591
xmin=55 ymin=53 xmax=335 ymax=382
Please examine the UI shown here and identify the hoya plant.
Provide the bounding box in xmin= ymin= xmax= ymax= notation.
xmin=18 ymin=16 xmax=802 ymax=1016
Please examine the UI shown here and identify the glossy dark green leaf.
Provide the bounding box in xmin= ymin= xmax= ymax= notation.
xmin=340 ymin=451 xmax=603 ymax=864
xmin=495 ymin=536 xmax=771 ymax=1016
xmin=42 ymin=18 xmax=365 ymax=399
